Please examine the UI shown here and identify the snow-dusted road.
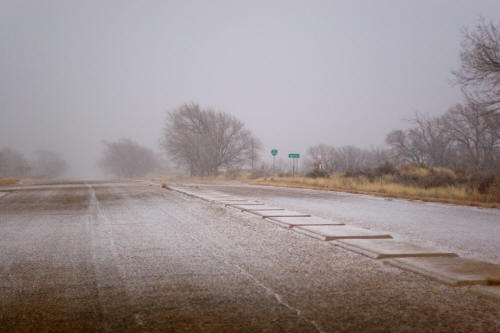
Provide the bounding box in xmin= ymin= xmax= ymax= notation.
xmin=0 ymin=182 xmax=499 ymax=332
xmin=204 ymin=183 xmax=500 ymax=264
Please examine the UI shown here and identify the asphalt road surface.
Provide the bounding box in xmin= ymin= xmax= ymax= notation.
xmin=204 ymin=183 xmax=500 ymax=265
xmin=0 ymin=181 xmax=499 ymax=332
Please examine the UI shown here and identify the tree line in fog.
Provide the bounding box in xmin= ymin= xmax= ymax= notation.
xmin=99 ymin=19 xmax=499 ymax=178
xmin=0 ymin=149 xmax=68 ymax=179
xmin=2 ymin=19 xmax=497 ymax=180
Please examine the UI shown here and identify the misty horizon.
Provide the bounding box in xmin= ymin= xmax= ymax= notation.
xmin=1 ymin=1 xmax=499 ymax=178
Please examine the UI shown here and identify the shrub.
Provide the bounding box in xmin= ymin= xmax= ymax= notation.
xmin=344 ymin=169 xmax=366 ymax=178
xmin=468 ymin=173 xmax=496 ymax=194
xmin=395 ymin=166 xmax=456 ymax=188
xmin=487 ymin=177 xmax=500 ymax=202
xmin=373 ymin=161 xmax=398 ymax=177
xmin=224 ymin=169 xmax=243 ymax=179
xmin=278 ymin=172 xmax=292 ymax=177
xmin=420 ymin=170 xmax=456 ymax=188
xmin=249 ymin=169 xmax=269 ymax=179
xmin=306 ymin=169 xmax=330 ymax=178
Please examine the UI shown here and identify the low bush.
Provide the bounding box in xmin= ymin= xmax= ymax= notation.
xmin=467 ymin=173 xmax=497 ymax=194
xmin=487 ymin=178 xmax=500 ymax=202
xmin=306 ymin=169 xmax=330 ymax=178
xmin=278 ymin=172 xmax=292 ymax=177
xmin=394 ymin=166 xmax=457 ymax=188
xmin=344 ymin=169 xmax=367 ymax=178
xmin=224 ymin=169 xmax=244 ymax=180
xmin=373 ymin=161 xmax=398 ymax=177
xmin=421 ymin=170 xmax=456 ymax=189
xmin=249 ymin=169 xmax=269 ymax=179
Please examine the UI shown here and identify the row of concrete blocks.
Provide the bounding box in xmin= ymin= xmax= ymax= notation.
xmin=169 ymin=185 xmax=500 ymax=302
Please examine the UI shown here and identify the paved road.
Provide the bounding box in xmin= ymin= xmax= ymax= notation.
xmin=0 ymin=182 xmax=499 ymax=332
xmin=204 ymin=183 xmax=500 ymax=264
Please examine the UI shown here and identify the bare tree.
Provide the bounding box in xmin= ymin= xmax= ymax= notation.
xmin=247 ymin=136 xmax=263 ymax=170
xmin=31 ymin=150 xmax=68 ymax=179
xmin=453 ymin=19 xmax=500 ymax=112
xmin=441 ymin=102 xmax=500 ymax=170
xmin=386 ymin=130 xmax=426 ymax=166
xmin=0 ymin=148 xmax=31 ymax=177
xmin=99 ymin=139 xmax=160 ymax=178
xmin=407 ymin=114 xmax=453 ymax=167
xmin=307 ymin=144 xmax=391 ymax=173
xmin=161 ymin=103 xmax=258 ymax=176
xmin=367 ymin=147 xmax=393 ymax=168
xmin=307 ymin=144 xmax=338 ymax=172
xmin=337 ymin=146 xmax=367 ymax=171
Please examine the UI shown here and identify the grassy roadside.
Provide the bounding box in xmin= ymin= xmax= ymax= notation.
xmin=160 ymin=166 xmax=500 ymax=209
xmin=248 ymin=176 xmax=499 ymax=209
xmin=0 ymin=177 xmax=20 ymax=187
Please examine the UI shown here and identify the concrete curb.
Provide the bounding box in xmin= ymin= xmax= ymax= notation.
xmin=293 ymin=225 xmax=392 ymax=241
xmin=332 ymin=239 xmax=458 ymax=259
xmin=384 ymin=257 xmax=500 ymax=286
xmin=167 ymin=183 xmax=500 ymax=303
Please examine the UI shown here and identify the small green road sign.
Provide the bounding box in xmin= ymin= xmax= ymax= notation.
xmin=271 ymin=149 xmax=278 ymax=156
xmin=288 ymin=153 xmax=300 ymax=158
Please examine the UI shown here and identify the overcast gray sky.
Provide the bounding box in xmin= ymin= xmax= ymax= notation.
xmin=1 ymin=0 xmax=499 ymax=177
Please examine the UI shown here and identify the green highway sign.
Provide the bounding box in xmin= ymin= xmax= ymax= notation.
xmin=271 ymin=149 xmax=278 ymax=156
xmin=288 ymin=153 xmax=300 ymax=158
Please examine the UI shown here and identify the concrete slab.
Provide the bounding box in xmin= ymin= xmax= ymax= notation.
xmin=294 ymin=225 xmax=392 ymax=241
xmin=202 ymin=196 xmax=237 ymax=202
xmin=191 ymin=192 xmax=236 ymax=201
xmin=469 ymin=285 xmax=500 ymax=302
xmin=195 ymin=192 xmax=227 ymax=197
xmin=267 ymin=216 xmax=344 ymax=228
xmin=385 ymin=257 xmax=500 ymax=286
xmin=231 ymin=204 xmax=282 ymax=211
xmin=169 ymin=188 xmax=198 ymax=197
xmin=169 ymin=187 xmax=206 ymax=197
xmin=252 ymin=210 xmax=311 ymax=218
xmin=217 ymin=199 xmax=258 ymax=205
xmin=217 ymin=198 xmax=249 ymax=202
xmin=226 ymin=202 xmax=265 ymax=208
xmin=333 ymin=239 xmax=458 ymax=259
xmin=205 ymin=193 xmax=234 ymax=198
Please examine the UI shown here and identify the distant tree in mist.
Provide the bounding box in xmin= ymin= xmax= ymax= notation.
xmin=161 ymin=103 xmax=260 ymax=176
xmin=306 ymin=144 xmax=391 ymax=173
xmin=441 ymin=102 xmax=500 ymax=170
xmin=453 ymin=19 xmax=500 ymax=112
xmin=31 ymin=150 xmax=68 ymax=179
xmin=384 ymin=113 xmax=454 ymax=167
xmin=386 ymin=103 xmax=500 ymax=171
xmin=247 ymin=136 xmax=263 ymax=170
xmin=306 ymin=19 xmax=500 ymax=174
xmin=384 ymin=18 xmax=500 ymax=171
xmin=0 ymin=148 xmax=31 ymax=177
xmin=99 ymin=139 xmax=160 ymax=178
xmin=385 ymin=129 xmax=426 ymax=166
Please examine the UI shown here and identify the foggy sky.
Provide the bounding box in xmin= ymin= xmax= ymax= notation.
xmin=1 ymin=1 xmax=499 ymax=178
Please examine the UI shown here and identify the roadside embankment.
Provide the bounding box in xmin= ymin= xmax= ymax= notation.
xmin=157 ymin=166 xmax=500 ymax=209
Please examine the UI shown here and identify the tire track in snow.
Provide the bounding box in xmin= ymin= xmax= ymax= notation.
xmin=148 ymin=190 xmax=326 ymax=333
xmin=86 ymin=183 xmax=145 ymax=332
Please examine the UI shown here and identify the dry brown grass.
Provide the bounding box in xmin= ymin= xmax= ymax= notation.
xmin=248 ymin=174 xmax=499 ymax=208
xmin=153 ymin=167 xmax=499 ymax=209
xmin=0 ymin=178 xmax=19 ymax=187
